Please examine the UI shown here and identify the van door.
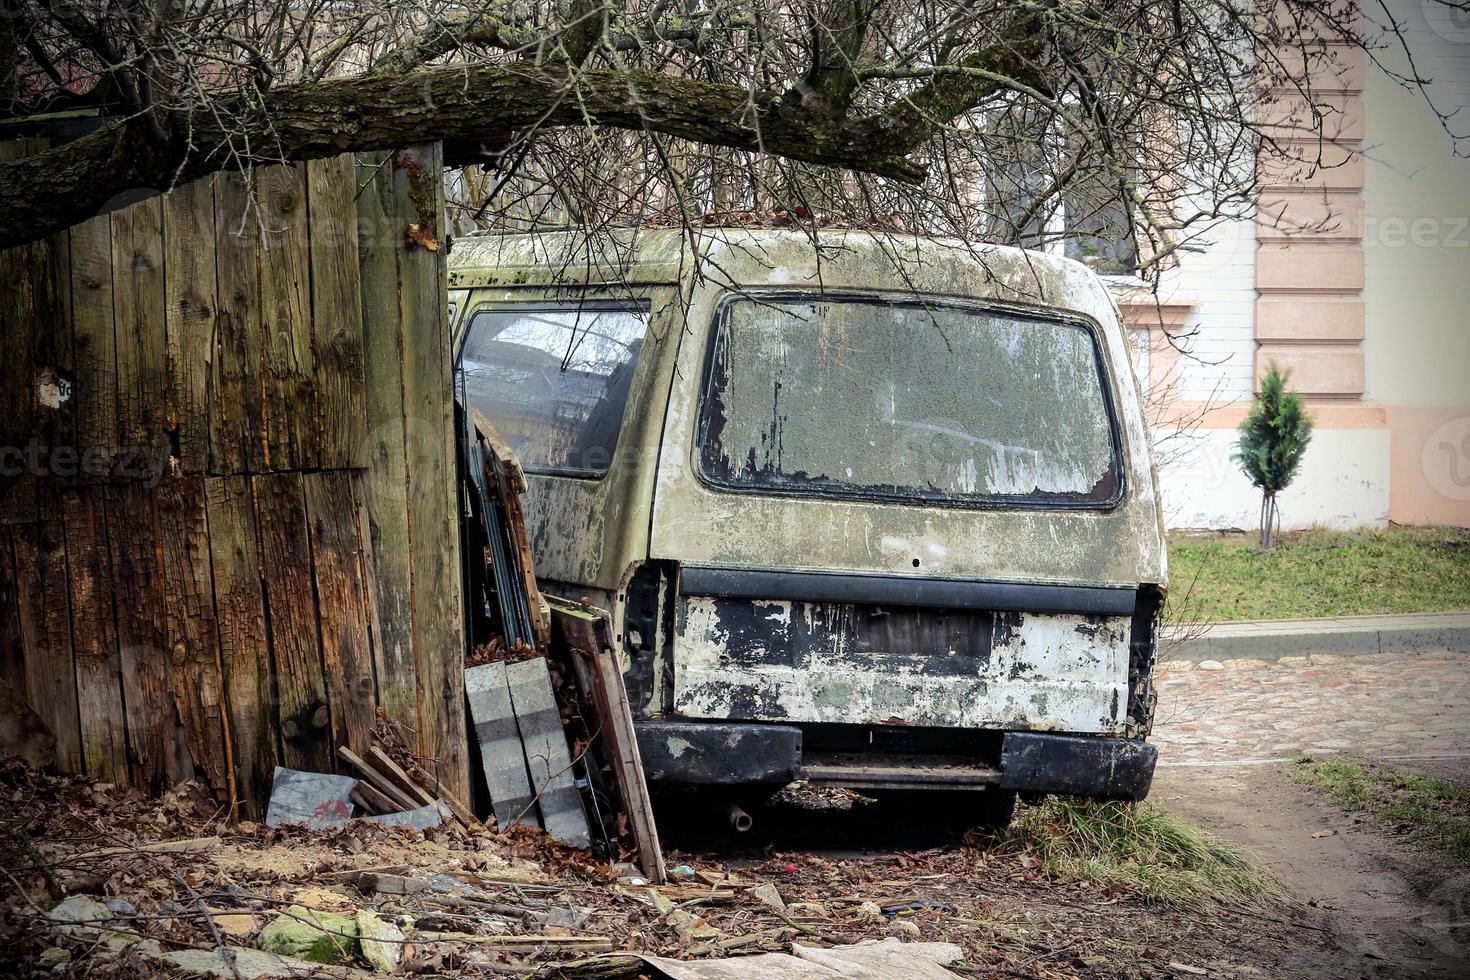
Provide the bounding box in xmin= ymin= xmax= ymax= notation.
xmin=648 ymin=289 xmax=1151 ymax=735
xmin=457 ymin=287 xmax=684 ymax=594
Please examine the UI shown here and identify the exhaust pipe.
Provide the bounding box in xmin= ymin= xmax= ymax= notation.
xmin=726 ymin=802 xmax=753 ymax=833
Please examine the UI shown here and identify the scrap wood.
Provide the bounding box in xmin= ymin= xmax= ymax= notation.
xmin=336 ymin=746 xmax=422 ymax=814
xmin=467 ymin=405 xmax=527 ymax=496
xmin=414 ymin=933 xmax=614 ymax=953
xmin=353 ymin=871 xmax=430 ymax=896
xmin=542 ymin=954 xmax=646 ymax=978
xmin=548 ymin=598 xmax=666 ymax=883
xmin=646 ymin=884 xmax=737 ymax=903
xmin=469 ymin=402 xmax=550 ymax=649
xmin=367 ymin=745 xmax=438 ymax=809
xmin=370 ymin=717 xmax=485 ymax=832
xmin=77 ymin=836 xmax=222 ymax=859
xmin=350 ymin=780 xmax=397 ymax=816
xmin=349 ymin=788 xmax=386 ymax=816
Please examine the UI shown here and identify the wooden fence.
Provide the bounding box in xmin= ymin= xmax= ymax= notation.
xmin=0 ymin=142 xmax=467 ymax=816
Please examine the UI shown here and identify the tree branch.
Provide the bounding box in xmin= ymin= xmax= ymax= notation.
xmin=861 ymin=15 xmax=1048 ymax=152
xmin=0 ymin=61 xmax=928 ymax=249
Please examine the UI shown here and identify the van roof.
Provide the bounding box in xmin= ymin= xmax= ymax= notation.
xmin=447 ymin=228 xmax=1112 ymax=317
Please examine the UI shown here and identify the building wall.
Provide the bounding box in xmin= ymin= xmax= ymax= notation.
xmin=1143 ymin=4 xmax=1468 ymax=531
xmin=1362 ymin=8 xmax=1470 ymax=526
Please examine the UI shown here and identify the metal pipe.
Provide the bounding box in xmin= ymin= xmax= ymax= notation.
xmin=726 ymin=802 xmax=753 ymax=833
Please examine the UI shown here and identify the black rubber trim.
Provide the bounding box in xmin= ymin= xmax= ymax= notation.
xmin=679 ymin=566 xmax=1136 ymax=616
xmin=634 ymin=721 xmax=802 ymax=786
xmin=999 ymin=732 xmax=1157 ymax=801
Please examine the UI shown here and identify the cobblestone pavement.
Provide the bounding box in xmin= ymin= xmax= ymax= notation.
xmin=1151 ymin=650 xmax=1470 ymax=766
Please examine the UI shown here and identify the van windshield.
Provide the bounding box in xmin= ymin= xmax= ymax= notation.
xmin=696 ymin=296 xmax=1121 ymax=506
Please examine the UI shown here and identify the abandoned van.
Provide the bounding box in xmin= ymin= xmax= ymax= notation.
xmin=449 ymin=230 xmax=1167 ymax=825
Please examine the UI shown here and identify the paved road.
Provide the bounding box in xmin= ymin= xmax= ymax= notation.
xmin=1152 ymin=650 xmax=1470 ymax=767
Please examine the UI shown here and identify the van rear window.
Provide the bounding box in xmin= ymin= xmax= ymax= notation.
xmin=461 ymin=304 xmax=647 ymax=477
xmin=696 ymin=296 xmax=1121 ymax=506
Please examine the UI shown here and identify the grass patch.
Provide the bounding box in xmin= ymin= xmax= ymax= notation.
xmin=1006 ymin=797 xmax=1285 ymax=911
xmin=1289 ymin=756 xmax=1470 ymax=863
xmin=1167 ymin=525 xmax=1470 ymax=622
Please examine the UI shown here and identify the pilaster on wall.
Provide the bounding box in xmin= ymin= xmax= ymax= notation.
xmin=1117 ymin=298 xmax=1196 ymax=401
xmin=1255 ymin=22 xmax=1366 ymax=398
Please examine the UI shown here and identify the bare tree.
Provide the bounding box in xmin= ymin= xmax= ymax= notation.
xmin=0 ymin=0 xmax=1460 ymax=272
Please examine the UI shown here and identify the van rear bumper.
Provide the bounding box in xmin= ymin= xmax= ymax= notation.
xmin=634 ymin=721 xmax=1156 ymax=801
xmin=997 ymin=731 xmax=1157 ymax=801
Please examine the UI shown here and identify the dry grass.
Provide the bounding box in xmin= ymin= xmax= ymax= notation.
xmin=1007 ymin=797 xmax=1286 ymax=912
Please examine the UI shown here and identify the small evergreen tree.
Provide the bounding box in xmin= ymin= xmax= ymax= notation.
xmin=1234 ymin=364 xmax=1313 ymax=548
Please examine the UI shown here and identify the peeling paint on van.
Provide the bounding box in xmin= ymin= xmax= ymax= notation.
xmin=673 ymin=597 xmax=1129 ymax=733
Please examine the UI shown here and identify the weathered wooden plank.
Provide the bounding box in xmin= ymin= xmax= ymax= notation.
xmin=470 ymin=405 xmax=547 ymax=647
xmin=256 ymin=164 xmax=315 ymax=471
xmin=205 ymin=475 xmax=276 ymax=818
xmin=12 ymin=520 xmax=82 ymax=771
xmin=551 ymin=601 xmax=665 ymax=881
xmin=0 ymin=179 xmax=69 ymax=517
xmin=0 ymin=142 xmax=46 ymax=498
xmin=111 ymin=198 xmax=169 ymax=459
xmin=104 ymin=482 xmax=174 ymax=792
xmin=337 ymin=745 xmax=420 ymax=811
xmin=0 ymin=528 xmax=23 ymax=683
xmin=354 ymin=152 xmax=418 ymax=744
xmin=60 ymin=487 xmax=128 ymax=783
xmin=303 ymin=470 xmax=377 ymax=757
xmin=28 ymin=227 xmax=73 ymax=460
xmin=163 ymin=178 xmax=218 ymax=474
xmin=211 ymin=170 xmax=263 ymax=475
xmin=71 ymin=215 xmax=119 ymax=473
xmin=306 ymin=156 xmax=367 ymax=469
xmin=393 ymin=144 xmax=468 ymax=801
xmin=0 ymin=473 xmax=39 ymax=527
xmin=254 ymin=472 xmax=331 ymax=772
xmin=0 ymin=240 xmax=30 ymax=458
xmin=157 ymin=475 xmax=231 ymax=800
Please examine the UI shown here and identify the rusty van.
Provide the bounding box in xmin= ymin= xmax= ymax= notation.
xmin=449 ymin=229 xmax=1167 ymax=827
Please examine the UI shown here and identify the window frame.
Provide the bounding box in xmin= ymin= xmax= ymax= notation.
xmin=690 ymin=290 xmax=1128 ymax=512
xmin=456 ymin=298 xmax=652 ymax=481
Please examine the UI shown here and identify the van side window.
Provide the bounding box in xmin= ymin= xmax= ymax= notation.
xmin=461 ymin=304 xmax=647 ymax=478
xmin=696 ymin=296 xmax=1122 ymax=507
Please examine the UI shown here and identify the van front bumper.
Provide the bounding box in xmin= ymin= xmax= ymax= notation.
xmin=634 ymin=722 xmax=1157 ymax=801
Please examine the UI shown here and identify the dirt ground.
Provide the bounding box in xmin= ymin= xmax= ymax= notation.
xmin=0 ymin=760 xmax=1349 ymax=980
xmin=1155 ymin=765 xmax=1470 ymax=980
xmin=5 ymin=649 xmax=1468 ymax=978
xmin=1150 ymin=648 xmax=1470 ymax=979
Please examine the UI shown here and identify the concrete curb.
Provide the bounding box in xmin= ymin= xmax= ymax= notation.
xmin=1162 ymin=611 xmax=1470 ymax=662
